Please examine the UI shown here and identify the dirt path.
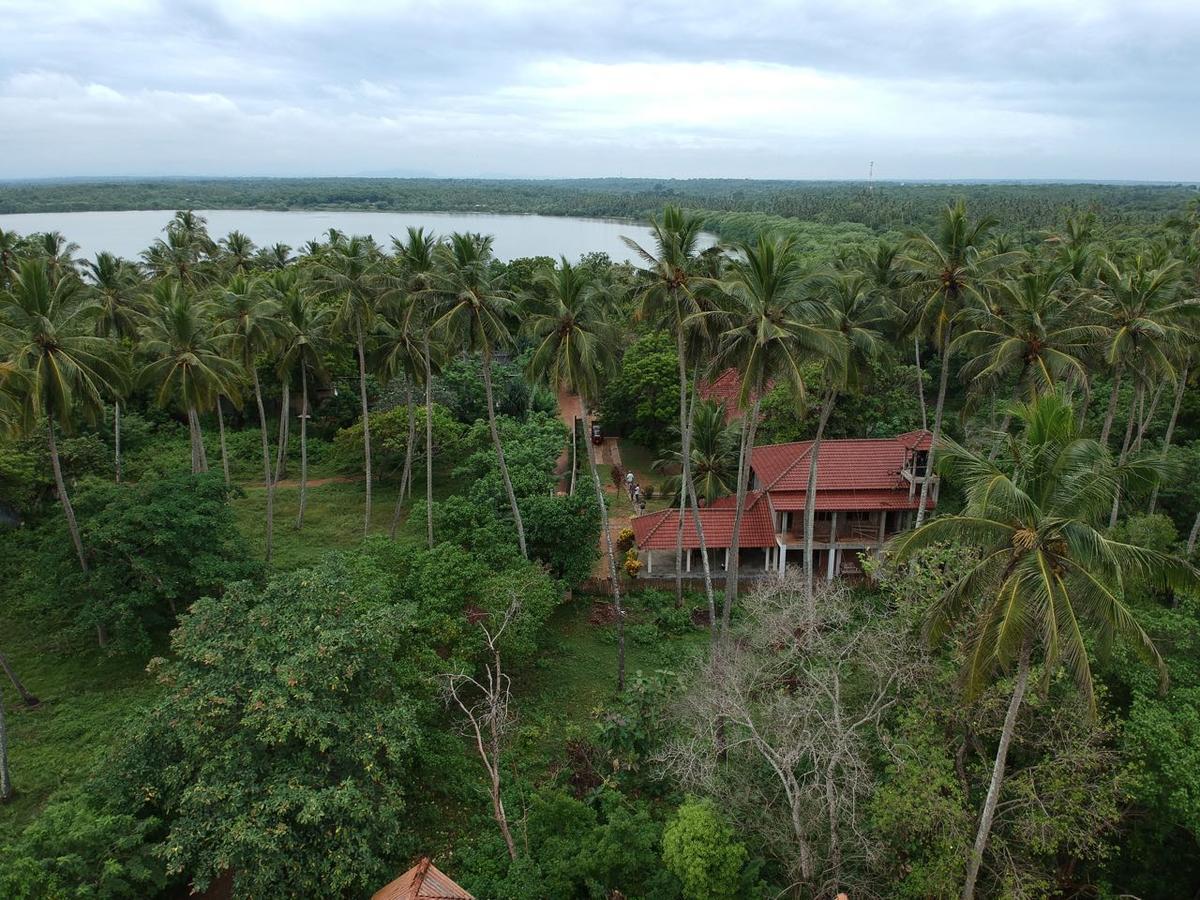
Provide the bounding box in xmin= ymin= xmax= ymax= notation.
xmin=241 ymin=475 xmax=360 ymax=490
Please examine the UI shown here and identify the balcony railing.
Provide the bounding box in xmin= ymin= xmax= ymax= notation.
xmin=778 ymin=523 xmax=899 ymax=544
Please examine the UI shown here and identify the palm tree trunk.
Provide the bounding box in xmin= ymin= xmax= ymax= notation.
xmin=113 ymin=400 xmax=122 ymax=483
xmin=962 ymin=637 xmax=1032 ymax=900
xmin=1110 ymin=381 xmax=1143 ymax=527
xmin=569 ymin=416 xmax=578 ymax=495
xmin=0 ymin=651 xmax=39 ymax=708
xmin=803 ymin=389 xmax=838 ymax=613
xmin=0 ymin=683 xmax=11 ymax=803
xmin=583 ymin=397 xmax=625 ymax=692
xmin=186 ymin=407 xmax=199 ymax=473
xmin=1076 ymin=375 xmax=1093 ymax=432
xmin=1133 ymin=378 xmax=1165 ymax=455
xmin=916 ymin=330 xmax=952 ymax=528
xmin=481 ymin=344 xmax=528 ymax=558
xmin=273 ymin=379 xmax=290 ymax=485
xmin=297 ymin=371 xmax=309 ymax=529
xmin=356 ymin=326 xmax=373 ymax=536
xmin=216 ymin=397 xmax=231 ymax=488
xmin=49 ymin=419 xmax=105 ymax=646
xmin=914 ymin=336 xmax=928 ymax=431
xmin=401 ymin=379 xmax=417 ymax=501
xmin=1188 ymin=509 xmax=1200 ymax=556
xmin=251 ymin=366 xmax=275 ymax=563
xmin=674 ymin=331 xmax=693 ymax=607
xmin=424 ymin=340 xmax=435 ymax=549
xmin=1149 ymin=365 xmax=1188 ymax=514
xmin=1098 ymin=365 xmax=1124 ymax=447
xmin=720 ymin=395 xmax=762 ymax=635
xmin=191 ymin=408 xmax=209 ymax=472
xmin=686 ymin=470 xmax=718 ymax=644
xmin=389 ymin=380 xmax=417 ymax=539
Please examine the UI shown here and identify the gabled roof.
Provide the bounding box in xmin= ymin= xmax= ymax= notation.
xmin=373 ymin=858 xmax=474 ymax=900
xmin=632 ymin=491 xmax=776 ymax=550
xmin=750 ymin=433 xmax=933 ymax=494
xmin=696 ymin=368 xmax=769 ymax=422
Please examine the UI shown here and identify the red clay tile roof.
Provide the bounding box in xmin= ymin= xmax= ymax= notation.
xmin=632 ymin=491 xmax=776 ymax=550
xmin=750 ymin=433 xmax=932 ymax=493
xmin=696 ymin=368 xmax=768 ymax=422
xmin=373 ymin=858 xmax=474 ymax=900
xmin=769 ymin=489 xmax=930 ymax=511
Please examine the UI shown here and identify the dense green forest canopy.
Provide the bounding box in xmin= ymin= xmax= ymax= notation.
xmin=2 ymin=197 xmax=1200 ymax=898
xmin=1 ymin=176 xmax=1197 ymax=231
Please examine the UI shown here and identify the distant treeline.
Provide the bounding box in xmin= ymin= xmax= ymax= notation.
xmin=1 ymin=177 xmax=1197 ymax=231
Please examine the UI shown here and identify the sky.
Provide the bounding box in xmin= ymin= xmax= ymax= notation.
xmin=0 ymin=0 xmax=1197 ymax=181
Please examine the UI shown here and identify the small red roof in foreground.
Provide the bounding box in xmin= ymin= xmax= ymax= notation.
xmin=632 ymin=491 xmax=776 ymax=550
xmin=373 ymin=858 xmax=474 ymax=900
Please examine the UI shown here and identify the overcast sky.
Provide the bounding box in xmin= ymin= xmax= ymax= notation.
xmin=0 ymin=0 xmax=1196 ymax=181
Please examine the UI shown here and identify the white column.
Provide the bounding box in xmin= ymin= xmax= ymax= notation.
xmin=826 ymin=545 xmax=837 ymax=581
xmin=723 ymin=548 xmax=729 ymax=570
xmin=878 ymin=510 xmax=887 ymax=543
xmin=686 ymin=549 xmax=692 ymax=573
xmin=780 ymin=544 xmax=787 ymax=575
xmin=647 ymin=550 xmax=653 ymax=575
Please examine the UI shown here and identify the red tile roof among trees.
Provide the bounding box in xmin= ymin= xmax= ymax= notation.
xmin=696 ymin=367 xmax=769 ymax=422
xmin=631 ymin=491 xmax=776 ymax=550
xmin=373 ymin=858 xmax=474 ymax=900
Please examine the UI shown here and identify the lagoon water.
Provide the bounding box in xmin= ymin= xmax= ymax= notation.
xmin=0 ymin=209 xmax=706 ymax=264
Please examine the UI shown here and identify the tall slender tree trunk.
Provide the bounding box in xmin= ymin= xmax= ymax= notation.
xmin=569 ymin=416 xmax=578 ymax=495
xmin=389 ymin=380 xmax=417 ymax=539
xmin=1098 ymin=364 xmax=1124 ymax=447
xmin=401 ymin=379 xmax=417 ymax=501
xmin=1188 ymin=509 xmax=1200 ymax=556
xmin=1110 ymin=381 xmax=1143 ymax=527
xmin=113 ymin=400 xmax=122 ymax=483
xmin=186 ymin=407 xmax=199 ymax=473
xmin=720 ymin=395 xmax=762 ymax=635
xmin=356 ymin=327 xmax=373 ymax=536
xmin=916 ymin=330 xmax=952 ymax=528
xmin=481 ymin=345 xmax=528 ymax=558
xmin=1150 ymin=365 xmax=1188 ymax=514
xmin=297 ymin=371 xmax=309 ymax=529
xmin=673 ymin=330 xmax=692 ymax=607
xmin=273 ymin=379 xmax=290 ymax=485
xmin=424 ymin=339 xmax=435 ymax=549
xmin=583 ymin=398 xmax=625 ymax=691
xmin=0 ymin=651 xmax=39 ymax=708
xmin=962 ymin=638 xmax=1032 ymax=900
xmin=914 ymin=336 xmax=928 ymax=431
xmin=682 ymin=362 xmax=717 ymax=641
xmin=1076 ymin=375 xmax=1093 ymax=432
xmin=216 ymin=397 xmax=231 ymax=488
xmin=0 ymin=683 xmax=11 ymax=803
xmin=1133 ymin=378 xmax=1165 ymax=455
xmin=251 ymin=366 xmax=275 ymax=563
xmin=190 ymin=408 xmax=209 ymax=472
xmin=803 ymin=390 xmax=837 ymax=613
xmin=49 ymin=419 xmax=104 ymax=646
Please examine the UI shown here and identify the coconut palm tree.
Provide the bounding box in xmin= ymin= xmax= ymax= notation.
xmin=310 ymin=236 xmax=392 ymax=535
xmin=797 ymin=272 xmax=887 ymax=605
xmin=701 ymin=234 xmax=842 ymax=634
xmin=887 ymin=391 xmax=1197 ymax=900
xmin=83 ymin=252 xmax=144 ymax=481
xmin=622 ymin=205 xmax=714 ymax=605
xmin=33 ymin=232 xmax=80 ymax=286
xmin=523 ymin=257 xmax=627 ymax=688
xmin=653 ymin=398 xmax=741 ymax=505
xmin=275 ymin=272 xmax=330 ymax=529
xmin=0 ymin=227 xmax=23 ymax=290
xmin=902 ymin=200 xmax=1020 ymax=526
xmin=0 ymin=261 xmax=125 ymax=596
xmin=214 ymin=273 xmax=284 ymax=561
xmin=219 ymin=230 xmax=256 ymax=274
xmin=394 ymin=227 xmax=441 ymax=549
xmin=139 ymin=280 xmax=240 ymax=475
xmin=433 ymin=232 xmax=527 ymax=558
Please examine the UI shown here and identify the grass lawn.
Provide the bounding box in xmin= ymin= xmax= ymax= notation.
xmin=231 ymin=464 xmax=467 ymax=572
xmin=0 ymin=616 xmax=162 ymax=843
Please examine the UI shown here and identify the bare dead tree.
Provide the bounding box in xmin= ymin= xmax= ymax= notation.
xmin=441 ymin=599 xmax=521 ymax=860
xmin=658 ymin=576 xmax=925 ymax=898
